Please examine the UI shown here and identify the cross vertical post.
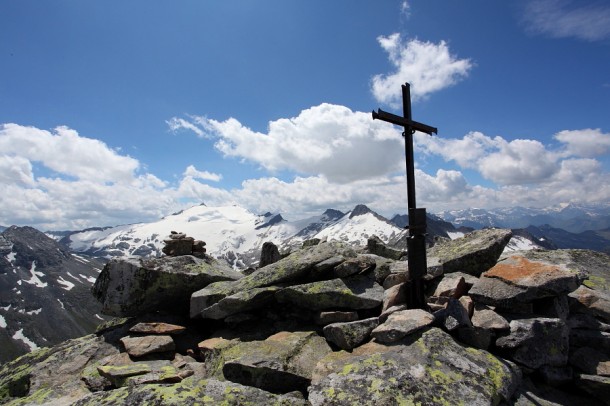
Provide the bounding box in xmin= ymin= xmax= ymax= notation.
xmin=372 ymin=82 xmax=437 ymax=309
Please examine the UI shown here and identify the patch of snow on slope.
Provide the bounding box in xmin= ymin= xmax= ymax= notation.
xmin=446 ymin=231 xmax=464 ymax=240
xmin=12 ymin=328 xmax=38 ymax=351
xmin=502 ymin=236 xmax=540 ymax=255
xmin=79 ymin=274 xmax=97 ymax=283
xmin=0 ymin=314 xmax=6 ymax=328
xmin=6 ymin=251 xmax=16 ymax=263
xmin=23 ymin=261 xmax=47 ymax=288
xmin=68 ymin=205 xmax=302 ymax=260
xmin=57 ymin=276 xmax=75 ymax=291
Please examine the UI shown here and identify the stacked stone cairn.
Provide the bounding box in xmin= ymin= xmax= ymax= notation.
xmin=162 ymin=231 xmax=207 ymax=258
xmin=1 ymin=228 xmax=609 ymax=405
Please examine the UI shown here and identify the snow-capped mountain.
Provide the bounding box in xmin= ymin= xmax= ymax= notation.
xmin=437 ymin=203 xmax=610 ymax=233
xmin=62 ymin=204 xmax=410 ymax=269
xmin=314 ymin=205 xmax=404 ymax=246
xmin=0 ymin=226 xmax=108 ymax=363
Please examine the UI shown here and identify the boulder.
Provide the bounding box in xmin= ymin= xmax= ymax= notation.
xmin=371 ymin=309 xmax=435 ymax=343
xmin=333 ymin=255 xmax=376 ymax=278
xmin=199 ymin=286 xmax=280 ymax=320
xmin=495 ymin=317 xmax=569 ymax=369
xmin=469 ymin=254 xmax=583 ymax=308
xmin=381 ymin=282 xmax=407 ymax=312
xmin=275 ymin=274 xmax=383 ymax=311
xmin=211 ymin=331 xmax=332 ymax=394
xmin=129 ymin=322 xmax=186 ymax=335
xmin=313 ymin=311 xmax=359 ymax=326
xmin=434 ymin=297 xmax=473 ymax=332
xmin=426 ymin=228 xmax=512 ymax=277
xmin=259 ymin=241 xmax=281 ymax=268
xmin=120 ymin=335 xmax=175 ymax=358
xmin=309 ymin=328 xmax=520 ymax=405
xmin=569 ymin=285 xmax=610 ymax=323
xmin=471 ymin=305 xmax=510 ymax=331
xmin=190 ymin=242 xmax=357 ymax=316
xmin=93 ymin=255 xmax=242 ymax=317
xmin=322 ymin=317 xmax=379 ymax=350
xmin=367 ymin=235 xmax=405 ymax=260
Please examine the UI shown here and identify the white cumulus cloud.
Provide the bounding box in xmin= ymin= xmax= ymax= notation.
xmin=554 ymin=128 xmax=610 ymax=158
xmin=183 ymin=165 xmax=223 ymax=182
xmin=172 ymin=103 xmax=405 ymax=184
xmin=371 ymin=34 xmax=473 ymax=106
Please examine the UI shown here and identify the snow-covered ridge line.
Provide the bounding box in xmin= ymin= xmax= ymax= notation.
xmin=64 ymin=204 xmax=408 ymax=268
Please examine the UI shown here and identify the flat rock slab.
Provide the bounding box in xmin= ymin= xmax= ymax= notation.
xmin=469 ymin=254 xmax=583 ymax=307
xmin=190 ymin=242 xmax=357 ymax=316
xmin=426 ymin=228 xmax=512 ymax=277
xmin=213 ymin=331 xmax=332 ymax=394
xmin=275 ymin=274 xmax=383 ymax=311
xmin=121 ymin=335 xmax=175 ymax=358
xmin=371 ymin=309 xmax=435 ymax=343
xmin=323 ymin=317 xmax=380 ymax=350
xmin=198 ymin=286 xmax=280 ymax=320
xmin=129 ymin=322 xmax=186 ymax=335
xmin=309 ymin=327 xmax=520 ymax=405
xmin=93 ymin=255 xmax=242 ymax=317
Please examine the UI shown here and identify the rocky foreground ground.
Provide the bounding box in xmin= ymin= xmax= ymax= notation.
xmin=1 ymin=229 xmax=609 ymax=405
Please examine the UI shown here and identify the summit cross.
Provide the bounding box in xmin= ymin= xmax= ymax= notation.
xmin=372 ymin=82 xmax=437 ymax=309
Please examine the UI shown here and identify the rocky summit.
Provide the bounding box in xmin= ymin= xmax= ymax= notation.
xmin=1 ymin=228 xmax=610 ymax=405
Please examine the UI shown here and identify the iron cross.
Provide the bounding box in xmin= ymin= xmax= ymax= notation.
xmin=372 ymin=82 xmax=437 ymax=309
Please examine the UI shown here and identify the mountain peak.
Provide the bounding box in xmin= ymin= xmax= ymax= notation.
xmin=322 ymin=209 xmax=344 ymax=221
xmin=349 ymin=204 xmax=373 ymax=219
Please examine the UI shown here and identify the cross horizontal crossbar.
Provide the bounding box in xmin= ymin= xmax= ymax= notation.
xmin=372 ymin=109 xmax=437 ymax=135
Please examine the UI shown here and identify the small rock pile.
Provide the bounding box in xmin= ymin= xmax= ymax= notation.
xmin=2 ymin=228 xmax=610 ymax=405
xmin=162 ymin=231 xmax=206 ymax=258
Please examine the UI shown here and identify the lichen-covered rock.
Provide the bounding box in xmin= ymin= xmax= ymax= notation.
xmin=198 ymin=286 xmax=280 ymax=320
xmin=309 ymin=327 xmax=521 ymax=405
xmin=0 ymin=334 xmax=119 ymax=405
xmin=426 ymin=228 xmax=512 ymax=277
xmin=469 ymin=254 xmax=583 ymax=308
xmin=323 ymin=317 xmax=379 ymax=350
xmin=211 ymin=331 xmax=332 ymax=394
xmin=275 ymin=274 xmax=383 ymax=311
xmin=72 ymin=377 xmax=309 ymax=405
xmin=93 ymin=255 xmax=242 ymax=317
xmin=495 ymin=317 xmax=569 ymax=369
xmin=333 ymin=255 xmax=376 ymax=278
xmin=367 ymin=235 xmax=406 ymax=260
xmin=191 ymin=242 xmax=357 ymax=317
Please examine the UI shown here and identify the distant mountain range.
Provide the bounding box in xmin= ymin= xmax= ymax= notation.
xmin=0 ymin=226 xmax=108 ymax=363
xmin=57 ymin=204 xmax=422 ymax=269
xmin=437 ymin=203 xmax=610 ymax=233
xmin=51 ymin=203 xmax=610 ymax=268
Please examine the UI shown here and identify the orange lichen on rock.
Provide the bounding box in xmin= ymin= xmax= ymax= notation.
xmin=484 ymin=256 xmax=569 ymax=286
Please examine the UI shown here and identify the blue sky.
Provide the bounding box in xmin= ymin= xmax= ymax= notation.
xmin=1 ymin=0 xmax=609 ymax=230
